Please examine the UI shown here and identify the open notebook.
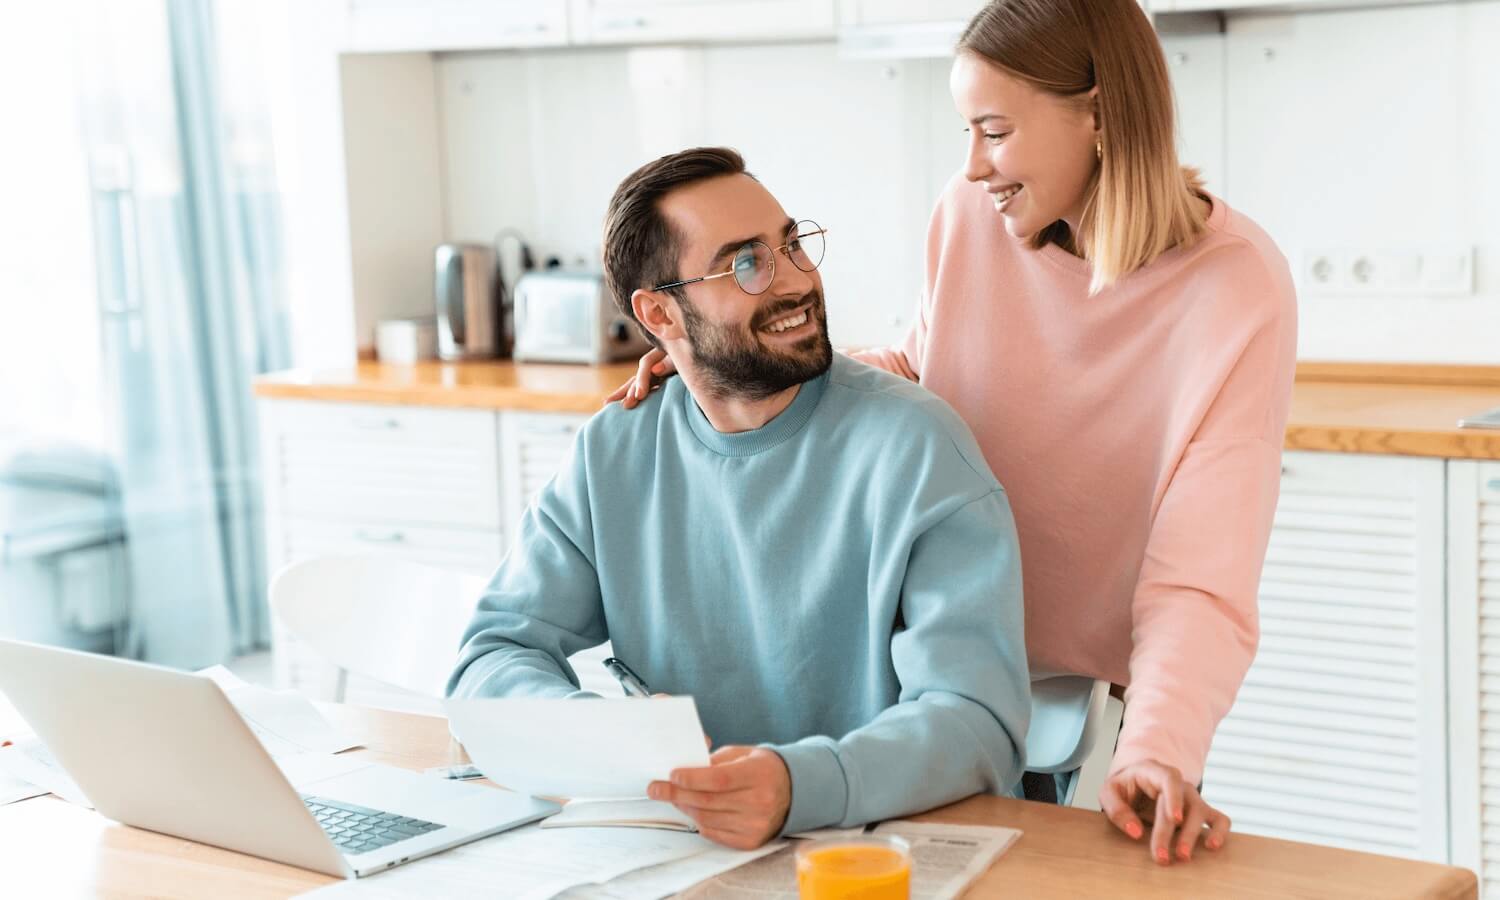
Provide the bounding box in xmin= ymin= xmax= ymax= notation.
xmin=542 ymin=798 xmax=698 ymax=832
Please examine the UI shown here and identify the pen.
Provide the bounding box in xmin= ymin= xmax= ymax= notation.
xmin=603 ymin=657 xmax=652 ymax=698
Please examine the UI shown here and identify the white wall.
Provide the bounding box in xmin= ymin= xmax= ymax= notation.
xmin=333 ymin=1 xmax=1500 ymax=363
xmin=437 ymin=43 xmax=944 ymax=349
xmin=1220 ymin=3 xmax=1500 ymax=363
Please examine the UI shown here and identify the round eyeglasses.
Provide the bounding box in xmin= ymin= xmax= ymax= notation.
xmin=651 ymin=220 xmax=827 ymax=296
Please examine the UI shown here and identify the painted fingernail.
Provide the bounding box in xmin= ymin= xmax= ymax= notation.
xmin=1207 ymin=837 xmax=1222 ymax=850
xmin=1126 ymin=823 xmax=1142 ymax=840
xmin=1177 ymin=844 xmax=1191 ymax=861
xmin=1174 ymin=810 xmax=1184 ymax=825
xmin=1156 ymin=848 xmax=1169 ymax=864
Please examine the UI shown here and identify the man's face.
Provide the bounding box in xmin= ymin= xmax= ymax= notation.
xmin=658 ymin=175 xmax=832 ymax=400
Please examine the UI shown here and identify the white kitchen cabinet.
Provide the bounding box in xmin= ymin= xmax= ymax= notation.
xmin=339 ymin=0 xmax=571 ymax=53
xmin=258 ymin=398 xmax=507 ymax=710
xmin=1446 ymin=461 xmax=1500 ymax=892
xmin=569 ymin=0 xmax=835 ymax=45
xmin=1157 ymin=0 xmax=1446 ymax=11
xmin=258 ymin=399 xmax=603 ymax=710
xmin=836 ymin=0 xmax=985 ymax=27
xmin=1202 ymin=451 xmax=1449 ymax=862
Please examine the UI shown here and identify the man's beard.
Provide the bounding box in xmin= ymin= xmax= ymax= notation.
xmin=678 ymin=291 xmax=833 ymax=401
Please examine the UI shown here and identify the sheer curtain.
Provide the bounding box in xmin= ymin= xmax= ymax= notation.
xmin=71 ymin=0 xmax=291 ymax=666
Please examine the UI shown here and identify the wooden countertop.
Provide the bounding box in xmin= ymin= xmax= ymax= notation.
xmin=2 ymin=703 xmax=1474 ymax=899
xmin=253 ymin=360 xmax=639 ymax=414
xmin=252 ymin=360 xmax=1500 ymax=460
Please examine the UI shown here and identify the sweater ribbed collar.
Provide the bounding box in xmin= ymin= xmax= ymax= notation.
xmin=681 ymin=366 xmax=832 ymax=458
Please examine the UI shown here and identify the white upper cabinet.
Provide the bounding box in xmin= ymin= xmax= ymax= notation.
xmin=837 ymin=0 xmax=985 ymax=28
xmin=1203 ymin=451 xmax=1450 ymax=862
xmin=1156 ymin=0 xmax=1446 ymax=12
xmin=340 ymin=0 xmax=571 ymax=53
xmin=570 ymin=0 xmax=836 ymax=45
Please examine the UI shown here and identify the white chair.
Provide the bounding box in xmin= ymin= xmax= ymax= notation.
xmin=269 ymin=555 xmax=620 ymax=706
xmin=1025 ymin=675 xmax=1125 ymax=809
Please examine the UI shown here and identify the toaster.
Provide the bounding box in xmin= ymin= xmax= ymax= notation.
xmin=511 ymin=270 xmax=652 ymax=364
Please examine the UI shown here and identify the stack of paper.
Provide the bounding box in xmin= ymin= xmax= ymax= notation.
xmin=297 ymin=824 xmax=779 ymax=900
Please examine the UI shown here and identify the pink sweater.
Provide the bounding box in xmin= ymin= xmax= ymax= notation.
xmin=855 ymin=177 xmax=1297 ymax=784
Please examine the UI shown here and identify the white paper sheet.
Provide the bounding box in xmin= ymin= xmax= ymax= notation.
xmin=555 ymin=841 xmax=787 ymax=900
xmin=674 ymin=820 xmax=1022 ymax=900
xmin=0 ymin=767 xmax=47 ymax=806
xmin=198 ymin=665 xmax=363 ymax=757
xmin=0 ymin=737 xmax=91 ymax=807
xmin=296 ymin=823 xmax=720 ymax=900
xmin=445 ymin=697 xmax=710 ymax=799
xmin=542 ymin=798 xmax=697 ymax=832
xmin=873 ymin=820 xmax=1021 ymax=900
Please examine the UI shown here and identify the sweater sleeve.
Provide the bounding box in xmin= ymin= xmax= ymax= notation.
xmin=1111 ymin=436 xmax=1282 ymax=785
xmin=445 ymin=441 xmax=607 ymax=705
xmin=1112 ymin=282 xmax=1295 ymax=784
xmin=769 ymin=490 xmax=1030 ymax=834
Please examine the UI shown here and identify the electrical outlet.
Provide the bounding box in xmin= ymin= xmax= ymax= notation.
xmin=1300 ymin=246 xmax=1473 ymax=297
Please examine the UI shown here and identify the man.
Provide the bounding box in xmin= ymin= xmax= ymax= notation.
xmin=448 ymin=147 xmax=1028 ymax=849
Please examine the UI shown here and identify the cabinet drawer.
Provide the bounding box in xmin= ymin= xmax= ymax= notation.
xmin=263 ymin=400 xmax=502 ymax=530
xmin=275 ymin=517 xmax=505 ymax=576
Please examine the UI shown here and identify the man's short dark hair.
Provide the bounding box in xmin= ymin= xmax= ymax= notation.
xmin=602 ymin=147 xmax=752 ymax=348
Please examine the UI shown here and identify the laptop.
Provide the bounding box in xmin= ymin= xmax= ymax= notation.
xmin=0 ymin=639 xmax=559 ymax=878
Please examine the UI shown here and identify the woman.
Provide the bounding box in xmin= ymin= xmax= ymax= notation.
xmin=610 ymin=0 xmax=1296 ymax=866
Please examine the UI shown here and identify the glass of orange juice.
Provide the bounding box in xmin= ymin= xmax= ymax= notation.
xmin=795 ymin=835 xmax=911 ymax=900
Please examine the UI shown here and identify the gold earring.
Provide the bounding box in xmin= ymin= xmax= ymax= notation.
xmin=1095 ymin=138 xmax=1103 ymax=160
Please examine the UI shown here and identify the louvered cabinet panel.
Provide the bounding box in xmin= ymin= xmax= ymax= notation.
xmin=499 ymin=411 xmax=589 ymax=537
xmin=1449 ymin=461 xmax=1500 ymax=891
xmin=1203 ymin=451 xmax=1447 ymax=862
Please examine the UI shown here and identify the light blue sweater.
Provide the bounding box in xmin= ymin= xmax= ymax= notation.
xmin=448 ymin=355 xmax=1029 ymax=834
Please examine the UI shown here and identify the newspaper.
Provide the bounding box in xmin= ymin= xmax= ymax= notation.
xmin=675 ymin=821 xmax=1020 ymax=900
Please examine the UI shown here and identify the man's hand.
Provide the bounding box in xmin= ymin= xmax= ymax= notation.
xmin=647 ymin=746 xmax=791 ymax=849
xmin=1100 ymin=760 xmax=1231 ymax=864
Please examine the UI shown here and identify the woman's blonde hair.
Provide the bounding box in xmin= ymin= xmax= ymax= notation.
xmin=958 ymin=0 xmax=1207 ymax=294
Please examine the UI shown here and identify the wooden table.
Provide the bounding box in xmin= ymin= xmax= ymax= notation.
xmin=0 ymin=705 xmax=1477 ymax=899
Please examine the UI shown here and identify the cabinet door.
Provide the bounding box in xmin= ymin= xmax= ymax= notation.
xmin=837 ymin=0 xmax=984 ymax=27
xmin=572 ymin=0 xmax=835 ymax=45
xmin=341 ymin=0 xmax=570 ymax=53
xmin=499 ymin=411 xmax=591 ymax=533
xmin=1448 ymin=461 xmax=1500 ymax=886
xmin=1202 ymin=451 xmax=1448 ymax=862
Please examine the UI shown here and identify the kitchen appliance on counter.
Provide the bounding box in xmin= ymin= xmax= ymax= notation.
xmin=512 ymin=270 xmax=651 ymax=364
xmin=1458 ymin=405 xmax=1500 ymax=429
xmin=434 ymin=243 xmax=507 ymax=360
xmin=375 ymin=315 xmax=438 ymax=364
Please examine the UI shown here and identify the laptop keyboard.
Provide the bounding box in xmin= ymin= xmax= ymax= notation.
xmin=301 ymin=795 xmax=444 ymax=856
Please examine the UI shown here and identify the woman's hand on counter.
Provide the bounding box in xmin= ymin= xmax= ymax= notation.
xmin=1100 ymin=760 xmax=1231 ymax=866
xmin=605 ymin=348 xmax=675 ymax=409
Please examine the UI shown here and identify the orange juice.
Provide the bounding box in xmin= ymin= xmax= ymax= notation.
xmin=796 ymin=836 xmax=911 ymax=900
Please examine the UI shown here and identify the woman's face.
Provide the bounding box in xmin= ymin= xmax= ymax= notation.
xmin=949 ymin=52 xmax=1100 ymax=240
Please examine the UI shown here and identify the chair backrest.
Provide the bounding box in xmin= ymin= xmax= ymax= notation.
xmin=1026 ymin=675 xmax=1111 ymax=774
xmin=269 ymin=555 xmax=486 ymax=698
